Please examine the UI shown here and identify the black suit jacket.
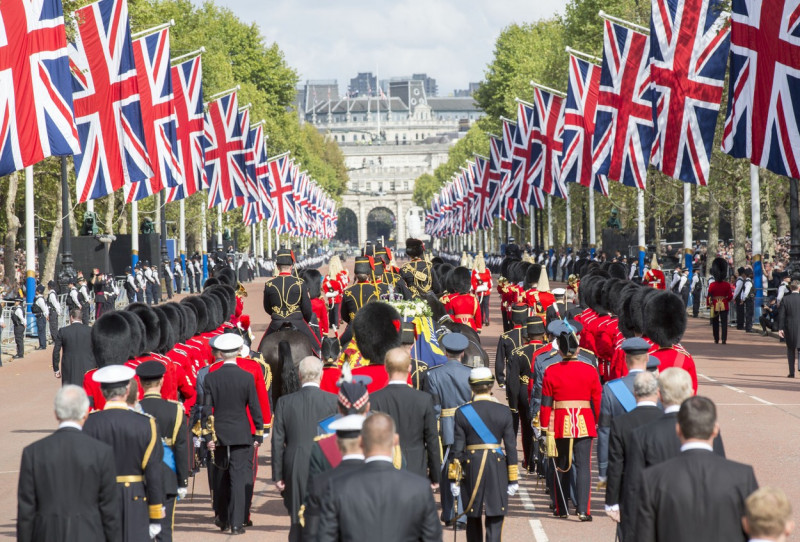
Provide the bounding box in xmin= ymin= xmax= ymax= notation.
xmin=17 ymin=427 xmax=120 ymax=542
xmin=371 ymin=383 xmax=441 ymax=483
xmin=318 ymin=460 xmax=442 ymax=542
xmin=778 ymin=292 xmax=800 ymax=348
xmin=304 ymin=458 xmax=364 ymax=541
xmin=52 ymin=323 xmax=96 ymax=386
xmin=203 ymin=363 xmax=263 ymax=446
xmin=636 ymin=449 xmax=758 ymax=542
xmin=139 ymin=393 xmax=189 ymax=495
xmin=629 ymin=412 xmax=725 ymax=472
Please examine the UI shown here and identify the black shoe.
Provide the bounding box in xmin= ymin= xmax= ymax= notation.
xmin=245 ymin=520 xmax=253 ymax=527
xmin=214 ymin=517 xmax=229 ymax=532
xmin=36 ymin=346 xmax=46 ymax=350
xmin=578 ymin=513 xmax=593 ymax=522
xmin=553 ymin=511 xmax=568 ymax=518
xmin=444 ymin=521 xmax=466 ymax=531
xmin=12 ymin=355 xmax=23 ymax=359
xmin=230 ymin=527 xmax=245 ymax=535
xmin=714 ymin=340 xmax=719 ymax=344
xmin=722 ymin=341 xmax=726 ymax=344
xmin=788 ymin=374 xmax=795 ymax=378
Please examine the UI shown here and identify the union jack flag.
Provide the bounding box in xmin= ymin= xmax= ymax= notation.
xmin=125 ymin=28 xmax=181 ymax=203
xmin=243 ymin=123 xmax=271 ymax=225
xmin=722 ymin=0 xmax=800 ymax=178
xmin=529 ymin=86 xmax=566 ymax=198
xmin=166 ymin=55 xmax=204 ymax=202
xmin=69 ymin=0 xmax=152 ymax=202
xmin=502 ymin=117 xmax=528 ymax=217
xmin=561 ymin=54 xmax=609 ymax=195
xmin=205 ymin=91 xmax=246 ymax=208
xmin=268 ymin=154 xmax=295 ymax=232
xmin=593 ymin=20 xmax=654 ymax=189
xmin=650 ymin=0 xmax=730 ymax=186
xmin=0 ymin=0 xmax=80 ymax=176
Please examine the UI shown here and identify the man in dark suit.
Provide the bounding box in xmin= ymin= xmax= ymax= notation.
xmin=318 ymin=412 xmax=442 ymax=542
xmin=272 ymin=355 xmax=338 ymax=542
xmin=371 ymin=347 xmax=441 ymax=485
xmin=203 ymin=334 xmax=264 ymax=535
xmin=605 ymin=371 xmax=663 ymax=541
xmin=777 ymin=280 xmax=800 ymax=377
xmin=636 ymin=396 xmax=758 ymax=542
xmin=53 ymin=309 xmax=96 ymax=386
xmin=17 ymin=385 xmax=119 ymax=542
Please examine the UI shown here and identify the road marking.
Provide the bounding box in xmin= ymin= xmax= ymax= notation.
xmin=750 ymin=395 xmax=774 ymax=406
xmin=530 ymin=519 xmax=549 ymax=542
xmin=518 ymin=486 xmax=535 ymax=512
xmin=0 ymin=470 xmax=19 ymax=474
xmin=723 ymin=384 xmax=746 ymax=394
xmin=700 ymin=374 xmax=775 ymax=406
xmin=698 ymin=373 xmax=717 ymax=382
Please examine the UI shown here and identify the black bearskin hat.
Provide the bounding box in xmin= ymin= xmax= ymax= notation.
xmin=643 ymin=290 xmax=686 ymax=347
xmin=178 ymin=303 xmax=198 ymax=341
xmin=215 ymin=266 xmax=237 ymax=287
xmin=151 ymin=307 xmax=176 ymax=354
xmin=160 ymin=303 xmax=186 ymax=345
xmin=208 ymin=284 xmax=236 ymax=319
xmin=126 ymin=303 xmax=161 ymax=353
xmin=116 ymin=310 xmax=146 ymax=359
xmin=617 ymin=284 xmax=643 ymax=338
xmin=303 ymin=269 xmax=322 ymax=298
xmin=181 ymin=296 xmax=208 ymax=335
xmin=450 ymin=267 xmax=472 ymax=295
xmin=406 ymin=238 xmax=425 ymax=258
xmin=91 ymin=312 xmax=132 ymax=367
xmin=525 ymin=264 xmax=542 ymax=289
xmin=352 ymin=301 xmax=402 ymax=364
xmin=630 ymin=287 xmax=658 ymax=337
xmin=500 ymin=255 xmax=520 ymax=280
xmin=205 ymin=287 xmax=232 ymax=320
xmin=437 ymin=263 xmax=454 ymax=290
xmin=201 ymin=294 xmax=222 ymax=332
xmin=602 ymin=278 xmax=627 ymax=315
xmin=578 ymin=275 xmax=601 ymax=309
xmin=711 ymin=257 xmax=728 ymax=282
xmin=608 ymin=262 xmax=627 ymax=280
xmin=203 ymin=277 xmax=221 ymax=288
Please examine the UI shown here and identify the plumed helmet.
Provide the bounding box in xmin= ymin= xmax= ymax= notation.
xmin=450 ymin=267 xmax=472 ymax=295
xmin=352 ymin=301 xmax=402 ymax=365
xmin=91 ymin=312 xmax=133 ymax=367
xmin=125 ymin=303 xmax=161 ymax=353
xmin=643 ymin=290 xmax=686 ymax=347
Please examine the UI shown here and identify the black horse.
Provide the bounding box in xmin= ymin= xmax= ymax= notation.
xmin=424 ymin=293 xmax=490 ymax=368
xmin=257 ymin=326 xmax=316 ymax=406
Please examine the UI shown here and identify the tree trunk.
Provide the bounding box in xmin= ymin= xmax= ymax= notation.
xmin=104 ymin=193 xmax=115 ymax=235
xmin=733 ymin=189 xmax=747 ymax=269
xmin=707 ymin=187 xmax=720 ymax=274
xmin=43 ymin=177 xmax=63 ymax=284
xmin=3 ymin=172 xmax=21 ymax=290
xmin=776 ymin=191 xmax=791 ymax=238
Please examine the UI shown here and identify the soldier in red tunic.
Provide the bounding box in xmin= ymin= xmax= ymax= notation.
xmin=445 ymin=266 xmax=483 ymax=332
xmin=707 ymin=257 xmax=734 ymax=345
xmin=523 ymin=265 xmax=556 ymax=319
xmin=642 ymin=255 xmax=667 ymax=290
xmin=644 ymin=290 xmax=698 ymax=394
xmin=471 ymin=253 xmax=493 ymax=325
xmin=540 ymin=320 xmax=602 ymax=521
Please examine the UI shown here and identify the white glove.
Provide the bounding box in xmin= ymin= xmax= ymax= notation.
xmin=177 ymin=487 xmax=188 ymax=500
xmin=507 ymin=483 xmax=519 ymax=497
xmin=193 ymin=436 xmax=201 ymax=448
xmin=149 ymin=523 xmax=161 ymax=539
xmin=450 ymin=483 xmax=461 ymax=497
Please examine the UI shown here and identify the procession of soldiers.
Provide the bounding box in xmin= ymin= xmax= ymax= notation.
xmin=13 ymin=237 xmax=791 ymax=542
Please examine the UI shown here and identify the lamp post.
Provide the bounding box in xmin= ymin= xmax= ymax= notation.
xmin=57 ymin=157 xmax=77 ymax=291
xmin=790 ymin=177 xmax=800 ymax=280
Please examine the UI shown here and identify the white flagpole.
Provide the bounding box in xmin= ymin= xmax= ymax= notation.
xmin=565 ymin=184 xmax=572 ymax=249
xmin=25 ymin=166 xmax=35 ymax=333
xmin=267 ymin=227 xmax=273 ymax=258
xmin=683 ymin=183 xmax=693 ymax=272
xmin=589 ymin=187 xmax=597 ymax=257
xmin=216 ymin=206 xmax=223 ymax=249
xmin=201 ymin=204 xmax=208 ymax=282
xmin=547 ymin=196 xmax=553 ymax=250
xmin=179 ymin=198 xmax=186 ymax=276
xmin=529 ymin=205 xmax=536 ymax=248
xmin=750 ymin=164 xmax=763 ymax=318
xmin=131 ymin=200 xmax=139 ymax=269
xmin=637 ymin=189 xmax=646 ymax=273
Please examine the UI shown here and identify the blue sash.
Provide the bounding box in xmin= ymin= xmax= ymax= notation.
xmin=162 ymin=441 xmax=176 ymax=473
xmin=607 ymin=379 xmax=636 ymax=413
xmin=318 ymin=414 xmax=340 ymax=436
xmin=460 ymin=404 xmax=503 ymax=456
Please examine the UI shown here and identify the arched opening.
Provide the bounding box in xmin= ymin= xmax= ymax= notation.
xmin=367 ymin=206 xmax=396 ymax=245
xmin=335 ymin=208 xmax=358 ymax=245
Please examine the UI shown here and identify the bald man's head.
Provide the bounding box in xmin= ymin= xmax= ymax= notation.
xmin=384 ymin=347 xmax=411 ymax=379
xmin=361 ymin=412 xmax=397 ymax=457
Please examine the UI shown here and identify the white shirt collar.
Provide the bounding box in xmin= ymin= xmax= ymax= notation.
xmin=223 ymin=359 xmax=238 ymax=365
xmin=341 ymin=454 xmax=365 ymax=461
xmin=302 ymin=382 xmax=320 ymax=388
xmin=636 ymin=401 xmax=658 ymax=408
xmin=364 ymin=455 xmax=394 ymax=464
xmin=664 ymin=405 xmax=681 ymax=414
xmin=680 ymin=442 xmax=713 ymax=453
xmin=58 ymin=421 xmax=82 ymax=431
xmin=388 ymin=380 xmax=409 ymax=386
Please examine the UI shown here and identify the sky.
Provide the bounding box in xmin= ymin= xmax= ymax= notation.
xmin=205 ymin=0 xmax=565 ymax=96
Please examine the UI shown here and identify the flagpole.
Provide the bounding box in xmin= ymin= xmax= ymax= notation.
xmin=588 ymin=187 xmax=597 ymax=257
xmin=131 ymin=200 xmax=139 ymax=270
xmin=637 ymin=189 xmax=646 ymax=275
xmin=179 ymin=199 xmax=187 ymax=283
xmin=201 ymin=203 xmax=208 ymax=282
xmin=171 ymin=46 xmax=205 ymax=64
xmin=529 ymin=205 xmax=536 ymax=249
xmin=547 ymin=196 xmax=554 ymax=252
xmin=131 ymin=19 xmax=175 ymax=39
xmin=251 ymin=223 xmax=257 ymax=257
xmin=217 ymin=206 xmax=223 ymax=250
xmin=204 ymin=85 xmax=240 ymax=106
xmin=267 ymin=227 xmax=273 ymax=259
xmin=565 ymin=184 xmax=573 ymax=252
xmin=597 ymin=10 xmax=650 ymax=34
xmin=529 ymin=81 xmax=566 ymax=98
xmin=750 ymin=164 xmax=763 ymax=319
xmin=259 ymin=220 xmax=264 ymax=259
xmin=25 ymin=166 xmax=36 ymax=334
xmin=565 ymin=46 xmax=602 ymax=64
xmin=683 ymin=183 xmax=693 ymax=274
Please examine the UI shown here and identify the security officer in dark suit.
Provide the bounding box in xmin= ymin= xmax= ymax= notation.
xmin=494 ymin=304 xmax=528 ymax=389
xmin=137 ymin=361 xmax=189 ymax=542
xmin=53 ymin=309 xmax=96 ymax=386
xmin=400 ymin=238 xmax=440 ymax=298
xmin=202 ymin=334 xmax=264 ymax=536
xmin=450 ymin=367 xmax=518 ymax=542
xmin=83 ymin=364 xmax=165 ymax=541
xmin=263 ymin=248 xmax=319 ymax=350
xmin=423 ymin=332 xmax=473 ymax=529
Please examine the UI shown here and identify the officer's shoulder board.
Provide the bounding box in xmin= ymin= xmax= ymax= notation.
xmin=313 ymin=433 xmax=334 ymax=442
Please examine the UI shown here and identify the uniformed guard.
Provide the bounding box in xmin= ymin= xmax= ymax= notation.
xmin=185 ymin=259 xmax=195 ymax=294
xmin=471 ymin=253 xmax=492 ymax=326
xmin=137 ymin=361 xmax=189 ymax=542
xmin=643 ymin=290 xmax=698 ymax=394
xmin=163 ymin=259 xmax=174 ymax=300
xmin=83 ymin=364 xmax=165 ymax=541
xmin=33 ymin=284 xmax=48 ymax=350
xmin=193 ymin=257 xmax=202 ymax=292
xmin=546 ymin=287 xmax=581 ymax=324
xmin=46 ymin=280 xmax=61 ymax=344
xmin=445 ymin=266 xmax=483 ymax=332
xmin=400 ymin=238 xmax=440 ymax=298
xmin=173 ymin=259 xmax=183 ymax=294
xmin=93 ymin=270 xmax=107 ymax=320
xmin=11 ymin=297 xmax=25 ymax=359
xmin=642 ymin=255 xmax=666 ymax=290
xmin=540 ymin=320 xmax=602 ymax=521
xmin=449 ymin=366 xmax=518 ymax=542
xmin=376 ymin=245 xmax=412 ymax=300
xmin=494 ymin=304 xmax=528 ymax=390
xmin=596 ymin=337 xmax=660 ymax=490
xmin=423 ymin=332 xmax=472 ymax=529
xmin=523 ymin=265 xmax=555 ymax=319
xmin=262 ymin=248 xmax=319 ymax=350
xmin=78 ymin=277 xmax=92 ymax=324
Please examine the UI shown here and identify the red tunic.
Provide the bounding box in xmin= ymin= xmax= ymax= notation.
xmin=444 ymin=292 xmax=482 ymax=331
xmin=498 ymin=282 xmax=523 ymax=317
xmin=540 ymin=358 xmax=602 ymax=438
xmin=320 ymin=365 xmax=410 ymax=394
xmin=323 ymin=276 xmax=343 ymax=304
xmin=235 ymin=296 xmax=244 ymax=318
xmin=643 ymin=269 xmax=667 ymax=289
xmin=311 ymin=297 xmax=330 ymax=334
xmin=208 ymin=357 xmax=272 ymax=430
xmin=707 ymin=281 xmax=734 ymax=313
xmin=650 ymin=344 xmax=698 ymax=394
xmin=524 ymin=288 xmax=556 ymax=316
xmin=471 ymin=269 xmax=492 ymax=300
xmin=577 ymin=308 xmax=598 ymax=355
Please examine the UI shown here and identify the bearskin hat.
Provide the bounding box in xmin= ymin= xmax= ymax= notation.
xmin=181 ymin=296 xmax=208 ymax=334
xmin=178 ymin=302 xmax=198 ymax=340
xmin=601 ymin=278 xmax=626 ymax=315
xmin=574 ymin=258 xmax=590 ymax=278
xmin=500 ymin=255 xmax=520 ymax=280
xmin=630 ymin=287 xmax=659 ymax=337
xmin=91 ymin=312 xmax=133 ymax=367
xmin=200 ymin=294 xmax=223 ymax=331
xmin=352 ymin=301 xmax=402 ymax=364
xmin=203 ymin=277 xmax=221 ymax=288
xmin=608 ymin=262 xmax=628 ymax=280
xmin=205 ymin=287 xmax=232 ymax=320
xmin=213 ymin=284 xmax=237 ymax=317
xmin=450 ymin=266 xmax=472 ymax=294
xmin=303 ymin=269 xmax=322 ymax=298
xmin=617 ymin=284 xmax=643 ymax=338
xmin=431 ymin=256 xmax=444 ymax=266
xmin=151 ymin=307 xmax=176 ymax=354
xmin=643 ymin=290 xmax=686 ymax=347
xmin=406 ymin=238 xmax=425 ymax=258
xmin=160 ymin=303 xmax=186 ymax=344
xmin=116 ymin=309 xmax=146 ymax=359
xmin=578 ymin=275 xmax=600 ymax=308
xmin=711 ymin=257 xmax=728 ymax=282
xmin=437 ymin=263 xmax=454 ymax=290
xmin=525 ymin=264 xmax=542 ymax=289
xmin=126 ymin=303 xmax=161 ymax=353
xmin=505 ymin=243 xmax=522 ymax=260
xmin=588 ymin=277 xmax=609 ymax=313
xmin=215 ymin=266 xmax=237 ymax=287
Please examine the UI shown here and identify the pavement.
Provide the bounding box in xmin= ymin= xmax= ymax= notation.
xmin=0 ymin=271 xmax=798 ymax=541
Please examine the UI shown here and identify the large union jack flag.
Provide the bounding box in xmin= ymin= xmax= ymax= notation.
xmin=0 ymin=0 xmax=80 ymax=176
xmin=125 ymin=27 xmax=181 ymax=203
xmin=723 ymin=0 xmax=800 ymax=178
xmin=593 ymin=20 xmax=654 ymax=189
xmin=268 ymin=153 xmax=295 ymax=232
xmin=205 ymin=91 xmax=246 ymax=208
xmin=530 ymin=86 xmax=566 ymax=198
xmin=69 ymin=0 xmax=152 ymax=202
xmin=166 ymin=55 xmax=204 ymax=202
xmin=650 ymin=0 xmax=730 ymax=186
xmin=561 ymin=54 xmax=609 ymax=195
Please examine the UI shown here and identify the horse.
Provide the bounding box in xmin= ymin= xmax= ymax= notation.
xmin=258 ymin=325 xmax=316 ymax=405
xmin=423 ymin=293 xmax=490 ymax=368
